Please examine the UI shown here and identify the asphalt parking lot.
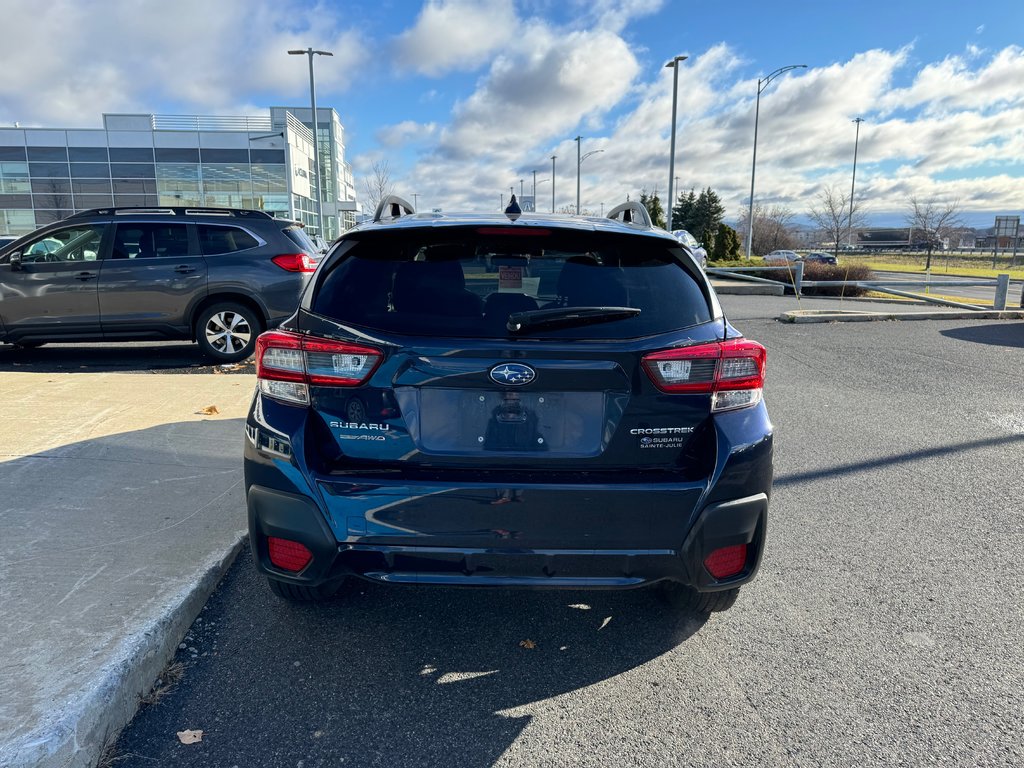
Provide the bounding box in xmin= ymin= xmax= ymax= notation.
xmin=94 ymin=295 xmax=1024 ymax=767
xmin=2 ymin=296 xmax=1024 ymax=768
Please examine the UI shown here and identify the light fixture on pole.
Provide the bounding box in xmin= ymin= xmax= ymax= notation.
xmin=520 ymin=179 xmax=524 ymax=199
xmin=744 ymin=63 xmax=806 ymax=259
xmin=576 ymin=143 xmax=604 ymax=216
xmin=288 ymin=47 xmax=334 ymax=235
xmin=848 ymin=117 xmax=864 ymax=247
xmin=665 ymin=55 xmax=688 ymax=231
xmin=550 ymin=155 xmax=556 ymax=213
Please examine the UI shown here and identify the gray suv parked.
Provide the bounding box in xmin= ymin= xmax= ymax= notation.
xmin=0 ymin=208 xmax=319 ymax=362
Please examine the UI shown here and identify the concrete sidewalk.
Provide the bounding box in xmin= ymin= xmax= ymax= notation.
xmin=0 ymin=372 xmax=256 ymax=768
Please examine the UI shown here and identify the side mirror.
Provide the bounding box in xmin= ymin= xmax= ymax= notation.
xmin=10 ymin=251 xmax=22 ymax=271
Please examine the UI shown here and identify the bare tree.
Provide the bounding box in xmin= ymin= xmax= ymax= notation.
xmin=906 ymin=196 xmax=963 ymax=269
xmin=807 ymin=184 xmax=868 ymax=256
xmin=361 ymin=160 xmax=396 ymax=216
xmin=737 ymin=204 xmax=798 ymax=256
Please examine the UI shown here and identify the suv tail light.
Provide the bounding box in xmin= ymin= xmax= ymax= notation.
xmin=703 ymin=544 xmax=748 ymax=579
xmin=272 ymin=253 xmax=318 ymax=273
xmin=256 ymin=330 xmax=382 ymax=405
xmin=642 ymin=339 xmax=766 ymax=412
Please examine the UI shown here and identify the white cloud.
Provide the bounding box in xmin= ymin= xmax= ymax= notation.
xmin=0 ymin=0 xmax=367 ymax=126
xmin=377 ymin=120 xmax=438 ymax=147
xmin=393 ymin=0 xmax=519 ymax=77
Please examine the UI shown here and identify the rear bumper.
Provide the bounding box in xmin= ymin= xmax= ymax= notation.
xmin=247 ymin=484 xmax=767 ymax=591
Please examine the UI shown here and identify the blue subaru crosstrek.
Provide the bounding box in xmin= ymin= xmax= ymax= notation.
xmin=244 ymin=197 xmax=773 ymax=613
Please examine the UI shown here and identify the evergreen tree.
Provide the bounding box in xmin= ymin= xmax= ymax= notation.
xmin=692 ymin=188 xmax=726 ymax=243
xmin=672 ymin=189 xmax=697 ymax=232
xmin=640 ymin=188 xmax=667 ymax=229
xmin=712 ymin=223 xmax=741 ymax=262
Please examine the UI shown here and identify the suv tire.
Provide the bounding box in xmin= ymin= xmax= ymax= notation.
xmin=660 ymin=583 xmax=740 ymax=614
xmin=266 ymin=577 xmax=338 ymax=602
xmin=196 ymin=302 xmax=261 ymax=363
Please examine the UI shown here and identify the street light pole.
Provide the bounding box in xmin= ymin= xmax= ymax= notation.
xmin=665 ymin=55 xmax=687 ymax=231
xmin=551 ymin=155 xmax=556 ymax=213
xmin=288 ymin=47 xmax=333 ymax=236
xmin=848 ymin=117 xmax=864 ymax=247
xmin=412 ymin=192 xmax=419 ymax=210
xmin=532 ymin=170 xmax=537 ymax=203
xmin=575 ymin=136 xmax=582 ymax=214
xmin=744 ymin=63 xmax=806 ymax=259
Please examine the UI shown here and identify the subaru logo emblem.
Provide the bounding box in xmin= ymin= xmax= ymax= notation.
xmin=489 ymin=363 xmax=536 ymax=386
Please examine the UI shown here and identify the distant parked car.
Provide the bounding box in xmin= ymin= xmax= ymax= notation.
xmin=0 ymin=235 xmax=19 ymax=252
xmin=0 ymin=207 xmax=320 ymax=361
xmin=765 ymin=250 xmax=800 ymax=262
xmin=803 ymin=251 xmax=838 ymax=265
xmin=671 ymin=229 xmax=707 ymax=269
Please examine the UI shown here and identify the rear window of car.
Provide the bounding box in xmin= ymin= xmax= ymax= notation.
xmin=197 ymin=225 xmax=259 ymax=255
xmin=282 ymin=226 xmax=317 ymax=255
xmin=311 ymin=227 xmax=713 ymax=339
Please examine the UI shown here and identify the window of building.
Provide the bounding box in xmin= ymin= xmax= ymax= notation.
xmin=28 ymin=162 xmax=70 ymax=178
xmin=70 ymin=163 xmax=111 ymax=179
xmin=27 ymin=147 xmax=69 ymax=162
xmin=68 ymin=147 xmax=109 ymax=162
xmin=109 ymin=148 xmax=155 ymax=162
xmin=1 ymin=209 xmax=35 ymax=234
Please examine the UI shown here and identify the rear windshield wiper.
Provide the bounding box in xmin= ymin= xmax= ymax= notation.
xmin=506 ymin=306 xmax=641 ymax=333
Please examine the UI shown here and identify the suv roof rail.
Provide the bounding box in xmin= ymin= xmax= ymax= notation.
xmin=65 ymin=207 xmax=274 ymax=220
xmin=373 ymin=195 xmax=416 ymax=223
xmin=605 ymin=201 xmax=653 ymax=228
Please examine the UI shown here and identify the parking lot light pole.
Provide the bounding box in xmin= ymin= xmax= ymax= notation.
xmin=744 ymin=63 xmax=806 ymax=259
xmin=575 ymin=136 xmax=582 ymax=214
xmin=288 ymin=47 xmax=333 ymax=236
xmin=551 ymin=155 xmax=556 ymax=212
xmin=848 ymin=117 xmax=864 ymax=247
xmin=665 ymin=55 xmax=688 ymax=231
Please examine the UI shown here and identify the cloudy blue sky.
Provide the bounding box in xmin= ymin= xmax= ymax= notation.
xmin=1 ymin=0 xmax=1022 ymax=225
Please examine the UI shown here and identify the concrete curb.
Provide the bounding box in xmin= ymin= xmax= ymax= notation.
xmin=778 ymin=309 xmax=1024 ymax=324
xmin=1 ymin=533 xmax=246 ymax=768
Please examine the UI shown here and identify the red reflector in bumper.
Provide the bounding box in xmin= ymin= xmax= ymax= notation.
xmin=703 ymin=544 xmax=748 ymax=579
xmin=267 ymin=537 xmax=313 ymax=572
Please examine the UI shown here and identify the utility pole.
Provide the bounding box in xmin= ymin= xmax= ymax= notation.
xmin=550 ymin=155 xmax=556 ymax=212
xmin=575 ymin=136 xmax=582 ymax=214
xmin=848 ymin=117 xmax=864 ymax=247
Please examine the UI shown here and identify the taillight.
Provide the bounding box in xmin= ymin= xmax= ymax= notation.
xmin=703 ymin=544 xmax=748 ymax=579
xmin=256 ymin=330 xmax=382 ymax=405
xmin=642 ymin=339 xmax=766 ymax=412
xmin=267 ymin=536 xmax=313 ymax=572
xmin=272 ymin=253 xmax=318 ymax=273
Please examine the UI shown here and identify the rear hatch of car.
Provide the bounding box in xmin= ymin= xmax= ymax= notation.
xmin=255 ymin=225 xmax=765 ymax=548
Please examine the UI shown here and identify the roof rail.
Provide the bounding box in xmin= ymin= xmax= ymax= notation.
xmin=65 ymin=207 xmax=273 ymax=219
xmin=605 ymin=201 xmax=653 ymax=228
xmin=373 ymin=195 xmax=416 ymax=223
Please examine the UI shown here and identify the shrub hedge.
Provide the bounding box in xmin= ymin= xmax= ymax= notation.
xmin=757 ymin=263 xmax=874 ymax=296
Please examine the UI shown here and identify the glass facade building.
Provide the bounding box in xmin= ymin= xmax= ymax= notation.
xmin=0 ymin=108 xmax=360 ymax=240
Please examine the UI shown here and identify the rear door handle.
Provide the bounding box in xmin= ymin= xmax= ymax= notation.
xmin=174 ymin=265 xmax=197 ymax=274
xmin=75 ymin=271 xmax=97 ymax=281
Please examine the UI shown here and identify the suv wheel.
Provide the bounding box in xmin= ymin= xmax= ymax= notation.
xmin=660 ymin=583 xmax=740 ymax=614
xmin=266 ymin=577 xmax=339 ymax=602
xmin=196 ymin=302 xmax=261 ymax=363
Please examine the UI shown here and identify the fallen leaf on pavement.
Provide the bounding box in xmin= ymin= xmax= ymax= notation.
xmin=198 ymin=405 xmax=220 ymax=415
xmin=177 ymin=729 xmax=203 ymax=744
xmin=519 ymin=639 xmax=537 ymax=649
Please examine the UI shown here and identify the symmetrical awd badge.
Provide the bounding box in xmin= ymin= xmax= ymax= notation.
xmin=489 ymin=363 xmax=536 ymax=386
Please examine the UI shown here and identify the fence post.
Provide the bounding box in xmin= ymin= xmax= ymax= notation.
xmin=794 ymin=261 xmax=804 ymax=296
xmin=994 ymin=273 xmax=1009 ymax=310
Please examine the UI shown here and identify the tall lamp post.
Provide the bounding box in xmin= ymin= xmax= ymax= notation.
xmin=550 ymin=155 xmax=556 ymax=212
xmin=288 ymin=47 xmax=333 ymax=235
xmin=848 ymin=117 xmax=864 ymax=247
xmin=574 ymin=136 xmax=582 ymax=214
xmin=744 ymin=63 xmax=806 ymax=259
xmin=665 ymin=55 xmax=688 ymax=231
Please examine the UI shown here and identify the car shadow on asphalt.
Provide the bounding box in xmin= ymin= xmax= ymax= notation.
xmin=939 ymin=322 xmax=1024 ymax=349
xmin=114 ymin=553 xmax=708 ymax=767
xmin=0 ymin=342 xmax=254 ymax=374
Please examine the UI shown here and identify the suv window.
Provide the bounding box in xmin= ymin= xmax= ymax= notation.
xmin=112 ymin=223 xmax=190 ymax=259
xmin=282 ymin=225 xmax=317 ymax=255
xmin=312 ymin=228 xmax=712 ymax=339
xmin=198 ymin=224 xmax=260 ymax=255
xmin=21 ymin=224 xmax=106 ymax=263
